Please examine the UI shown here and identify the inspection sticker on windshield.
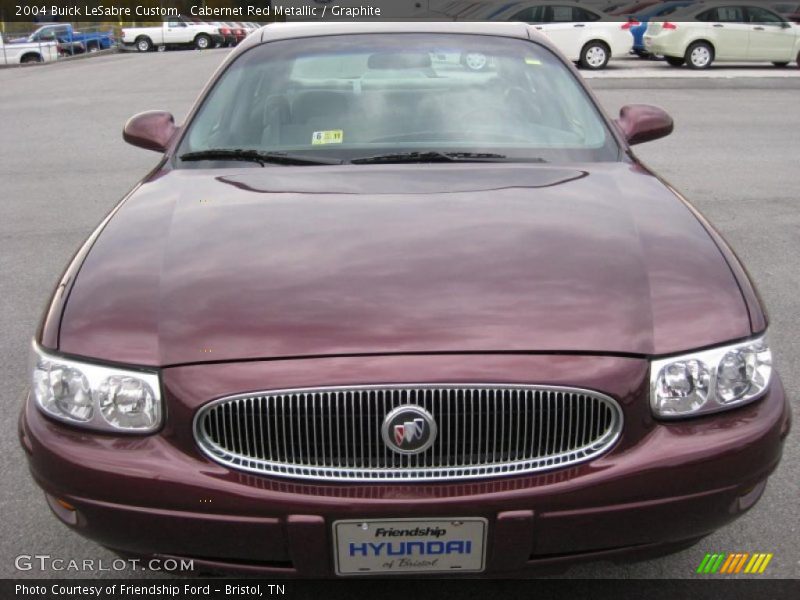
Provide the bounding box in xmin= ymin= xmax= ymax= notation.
xmin=312 ymin=130 xmax=343 ymax=145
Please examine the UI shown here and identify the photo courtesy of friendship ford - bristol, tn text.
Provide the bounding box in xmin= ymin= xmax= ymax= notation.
xmin=2 ymin=0 xmax=796 ymax=589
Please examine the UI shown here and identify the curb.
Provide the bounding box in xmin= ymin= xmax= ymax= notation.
xmin=587 ymin=77 xmax=800 ymax=89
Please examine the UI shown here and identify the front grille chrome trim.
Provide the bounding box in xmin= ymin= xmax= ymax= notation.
xmin=193 ymin=384 xmax=623 ymax=482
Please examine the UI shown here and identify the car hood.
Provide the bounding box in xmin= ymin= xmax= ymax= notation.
xmin=59 ymin=163 xmax=750 ymax=367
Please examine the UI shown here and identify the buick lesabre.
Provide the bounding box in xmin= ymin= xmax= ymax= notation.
xmin=20 ymin=22 xmax=790 ymax=576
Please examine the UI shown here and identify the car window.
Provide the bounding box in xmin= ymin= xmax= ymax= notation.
xmin=511 ymin=6 xmax=547 ymax=22
xmin=747 ymin=7 xmax=785 ymax=23
xmin=179 ymin=34 xmax=618 ymax=165
xmin=657 ymin=5 xmax=682 ymax=17
xmin=167 ymin=19 xmax=186 ymax=27
xmin=711 ymin=6 xmax=747 ymax=23
xmin=575 ymin=8 xmax=602 ymax=21
xmin=549 ymin=6 xmax=578 ymax=22
xmin=695 ymin=9 xmax=713 ymax=21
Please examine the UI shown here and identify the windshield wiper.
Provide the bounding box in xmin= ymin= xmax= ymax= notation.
xmin=179 ymin=149 xmax=344 ymax=166
xmin=352 ymin=151 xmax=536 ymax=165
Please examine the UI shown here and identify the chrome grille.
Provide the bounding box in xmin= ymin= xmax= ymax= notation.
xmin=194 ymin=384 xmax=623 ymax=482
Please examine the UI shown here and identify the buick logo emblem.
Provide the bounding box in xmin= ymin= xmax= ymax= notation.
xmin=381 ymin=405 xmax=437 ymax=455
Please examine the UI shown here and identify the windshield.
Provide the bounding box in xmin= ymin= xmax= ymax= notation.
xmin=177 ymin=33 xmax=619 ymax=166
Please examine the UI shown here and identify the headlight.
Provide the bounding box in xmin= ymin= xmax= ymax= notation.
xmin=650 ymin=336 xmax=771 ymax=419
xmin=30 ymin=342 xmax=162 ymax=433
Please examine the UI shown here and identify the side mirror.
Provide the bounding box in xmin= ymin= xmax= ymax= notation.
xmin=123 ymin=111 xmax=177 ymax=152
xmin=615 ymin=104 xmax=673 ymax=146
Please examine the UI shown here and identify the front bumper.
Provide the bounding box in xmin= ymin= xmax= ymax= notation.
xmin=19 ymin=354 xmax=791 ymax=577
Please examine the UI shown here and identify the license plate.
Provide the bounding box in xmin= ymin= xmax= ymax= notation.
xmin=333 ymin=518 xmax=487 ymax=575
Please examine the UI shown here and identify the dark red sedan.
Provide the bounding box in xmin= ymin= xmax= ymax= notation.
xmin=20 ymin=22 xmax=790 ymax=577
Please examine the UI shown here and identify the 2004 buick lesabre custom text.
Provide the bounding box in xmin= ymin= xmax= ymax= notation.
xmin=19 ymin=22 xmax=791 ymax=576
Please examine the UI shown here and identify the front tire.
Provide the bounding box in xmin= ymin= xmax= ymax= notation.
xmin=20 ymin=54 xmax=42 ymax=64
xmin=685 ymin=41 xmax=713 ymax=69
xmin=579 ymin=41 xmax=610 ymax=70
xmin=194 ymin=34 xmax=211 ymax=50
xmin=665 ymin=56 xmax=685 ymax=67
xmin=135 ymin=36 xmax=152 ymax=53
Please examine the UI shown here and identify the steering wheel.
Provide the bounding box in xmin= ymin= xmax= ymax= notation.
xmin=502 ymin=86 xmax=544 ymax=124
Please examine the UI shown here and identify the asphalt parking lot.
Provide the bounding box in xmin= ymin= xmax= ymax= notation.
xmin=0 ymin=49 xmax=797 ymax=579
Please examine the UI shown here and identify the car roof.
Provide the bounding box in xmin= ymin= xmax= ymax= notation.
xmin=666 ymin=0 xmax=780 ymax=14
xmin=487 ymin=1 xmax=607 ymax=20
xmin=257 ymin=20 xmax=535 ymax=45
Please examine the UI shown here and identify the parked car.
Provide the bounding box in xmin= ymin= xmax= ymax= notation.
xmin=628 ymin=0 xmax=695 ymax=57
xmin=0 ymin=32 xmax=57 ymax=65
xmin=10 ymin=23 xmax=115 ymax=56
xmin=23 ymin=21 xmax=790 ymax=577
xmin=644 ymin=2 xmax=800 ymax=68
xmin=429 ymin=1 xmax=622 ymax=19
xmin=122 ymin=18 xmax=223 ymax=52
xmin=208 ymin=21 xmax=237 ymax=47
xmin=225 ymin=22 xmax=248 ymax=45
xmin=500 ymin=1 xmax=635 ymax=68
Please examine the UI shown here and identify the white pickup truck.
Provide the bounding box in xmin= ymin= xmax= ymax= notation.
xmin=122 ymin=18 xmax=223 ymax=52
xmin=0 ymin=32 xmax=58 ymax=65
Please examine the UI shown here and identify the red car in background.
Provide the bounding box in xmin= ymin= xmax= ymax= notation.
xmin=208 ymin=21 xmax=236 ymax=47
xmin=20 ymin=22 xmax=790 ymax=577
xmin=226 ymin=22 xmax=248 ymax=45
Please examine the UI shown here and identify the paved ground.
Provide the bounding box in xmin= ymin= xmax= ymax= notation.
xmin=587 ymin=55 xmax=800 ymax=78
xmin=0 ymin=48 xmax=797 ymax=579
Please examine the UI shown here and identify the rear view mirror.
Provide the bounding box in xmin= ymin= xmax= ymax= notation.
xmin=367 ymin=52 xmax=432 ymax=69
xmin=123 ymin=111 xmax=178 ymax=152
xmin=615 ymin=104 xmax=673 ymax=146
